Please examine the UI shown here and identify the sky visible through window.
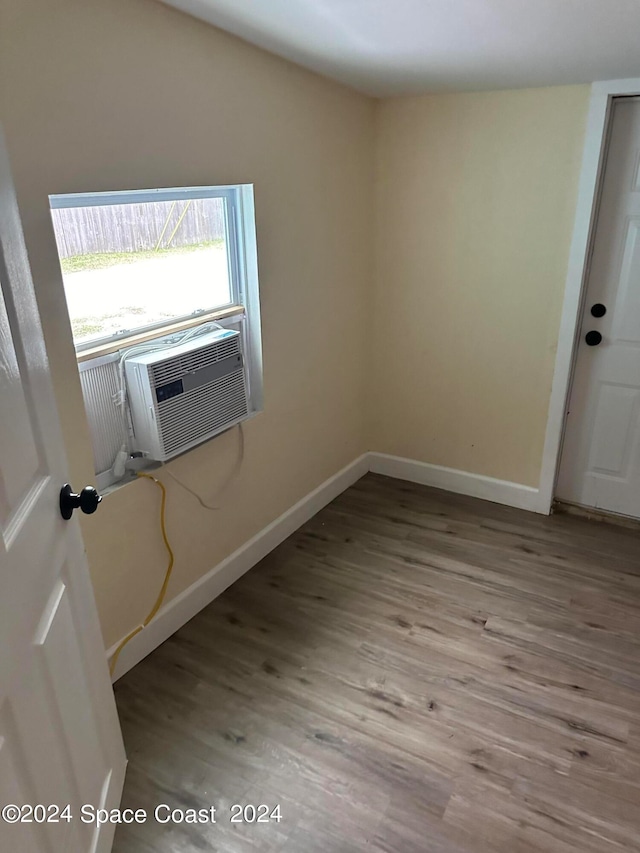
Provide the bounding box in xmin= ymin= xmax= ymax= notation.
xmin=50 ymin=197 xmax=232 ymax=345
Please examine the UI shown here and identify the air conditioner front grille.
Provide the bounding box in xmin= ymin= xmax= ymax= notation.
xmin=157 ymin=369 xmax=248 ymax=456
xmin=151 ymin=336 xmax=240 ymax=387
xmin=124 ymin=328 xmax=249 ymax=461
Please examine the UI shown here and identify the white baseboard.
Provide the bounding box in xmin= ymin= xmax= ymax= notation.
xmin=368 ymin=452 xmax=546 ymax=514
xmin=109 ymin=450 xmax=547 ymax=679
xmin=108 ymin=453 xmax=369 ymax=680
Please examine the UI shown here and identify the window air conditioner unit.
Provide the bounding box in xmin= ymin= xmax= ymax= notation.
xmin=124 ymin=328 xmax=248 ymax=462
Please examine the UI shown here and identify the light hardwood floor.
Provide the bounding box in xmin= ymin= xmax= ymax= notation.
xmin=113 ymin=473 xmax=640 ymax=852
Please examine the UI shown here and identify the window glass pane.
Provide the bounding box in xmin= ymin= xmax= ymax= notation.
xmin=50 ymin=196 xmax=232 ymax=345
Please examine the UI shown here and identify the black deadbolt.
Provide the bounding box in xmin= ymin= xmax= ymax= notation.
xmin=585 ymin=330 xmax=602 ymax=347
xmin=59 ymin=484 xmax=102 ymax=520
xmin=590 ymin=303 xmax=607 ymax=318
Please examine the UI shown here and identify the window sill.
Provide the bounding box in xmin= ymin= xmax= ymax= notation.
xmin=76 ymin=305 xmax=246 ymax=363
xmin=97 ymin=459 xmax=160 ymax=497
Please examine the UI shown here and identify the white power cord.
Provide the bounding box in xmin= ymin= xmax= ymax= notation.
xmin=162 ymin=422 xmax=245 ymax=510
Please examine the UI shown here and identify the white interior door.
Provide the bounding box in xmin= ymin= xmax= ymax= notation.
xmin=557 ymin=97 xmax=640 ymax=518
xmin=0 ymin=126 xmax=126 ymax=851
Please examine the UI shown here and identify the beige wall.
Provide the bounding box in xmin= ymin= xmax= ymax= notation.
xmin=371 ymin=87 xmax=589 ymax=486
xmin=1 ymin=0 xmax=591 ymax=652
xmin=0 ymin=0 xmax=374 ymax=648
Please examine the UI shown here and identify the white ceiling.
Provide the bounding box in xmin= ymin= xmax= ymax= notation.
xmin=160 ymin=0 xmax=640 ymax=97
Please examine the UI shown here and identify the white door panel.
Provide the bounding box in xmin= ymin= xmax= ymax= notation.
xmin=611 ymin=217 xmax=640 ymax=343
xmin=0 ymin=123 xmax=126 ymax=852
xmin=0 ymin=703 xmax=77 ymax=853
xmin=586 ymin=383 xmax=639 ymax=475
xmin=557 ymin=98 xmax=640 ymax=518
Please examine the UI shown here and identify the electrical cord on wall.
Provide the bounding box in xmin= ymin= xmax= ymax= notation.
xmin=108 ymin=423 xmax=246 ymax=676
xmin=162 ymin=467 xmax=221 ymax=510
xmin=162 ymin=422 xmax=245 ymax=510
xmin=108 ymin=471 xmax=175 ymax=677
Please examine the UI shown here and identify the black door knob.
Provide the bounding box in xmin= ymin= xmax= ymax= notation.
xmin=591 ymin=303 xmax=607 ymax=318
xmin=59 ymin=484 xmax=102 ymax=520
xmin=585 ymin=330 xmax=602 ymax=347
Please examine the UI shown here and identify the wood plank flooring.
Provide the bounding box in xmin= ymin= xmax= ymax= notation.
xmin=112 ymin=473 xmax=640 ymax=852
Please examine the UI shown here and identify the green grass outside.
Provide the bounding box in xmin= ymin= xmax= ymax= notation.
xmin=72 ymin=306 xmax=145 ymax=339
xmin=60 ymin=239 xmax=224 ymax=274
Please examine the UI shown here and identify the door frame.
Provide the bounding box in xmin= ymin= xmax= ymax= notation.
xmin=538 ymin=78 xmax=640 ymax=513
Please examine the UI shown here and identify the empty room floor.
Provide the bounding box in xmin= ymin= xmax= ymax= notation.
xmin=112 ymin=473 xmax=640 ymax=853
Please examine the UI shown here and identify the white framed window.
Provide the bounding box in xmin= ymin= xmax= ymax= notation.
xmin=49 ymin=185 xmax=263 ymax=489
xmin=49 ymin=185 xmax=254 ymax=351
